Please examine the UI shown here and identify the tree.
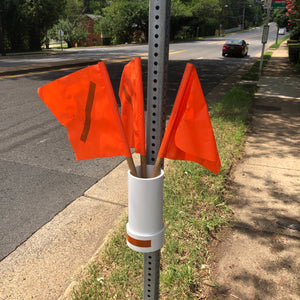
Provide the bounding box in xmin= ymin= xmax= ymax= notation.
xmin=219 ymin=0 xmax=262 ymax=30
xmin=191 ymin=0 xmax=220 ymax=36
xmin=272 ymin=8 xmax=288 ymax=28
xmin=48 ymin=19 xmax=88 ymax=48
xmin=286 ymin=0 xmax=300 ymax=40
xmin=86 ymin=0 xmax=108 ymax=14
xmin=94 ymin=0 xmax=148 ymax=44
xmin=1 ymin=0 xmax=28 ymax=51
xmin=0 ymin=11 xmax=5 ymax=55
xmin=0 ymin=0 xmax=66 ymax=51
xmin=272 ymin=8 xmax=288 ymax=43
xmin=286 ymin=0 xmax=300 ymax=20
xmin=170 ymin=0 xmax=220 ymax=39
xmin=48 ymin=0 xmax=89 ymax=48
xmin=170 ymin=0 xmax=193 ymax=39
xmin=23 ymin=0 xmax=67 ymax=50
xmin=63 ymin=0 xmax=85 ymax=22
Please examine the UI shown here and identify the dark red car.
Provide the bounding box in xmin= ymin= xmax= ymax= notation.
xmin=222 ymin=39 xmax=248 ymax=57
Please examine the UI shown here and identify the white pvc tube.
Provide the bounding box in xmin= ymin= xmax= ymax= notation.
xmin=126 ymin=165 xmax=165 ymax=253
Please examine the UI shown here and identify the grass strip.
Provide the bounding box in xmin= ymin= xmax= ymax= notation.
xmin=269 ymin=35 xmax=290 ymax=49
xmin=71 ymin=64 xmax=262 ymax=299
xmin=71 ymin=85 xmax=256 ymax=299
xmin=241 ymin=52 xmax=272 ymax=81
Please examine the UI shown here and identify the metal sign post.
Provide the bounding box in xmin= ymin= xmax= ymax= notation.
xmin=58 ymin=29 xmax=64 ymax=51
xmin=259 ymin=24 xmax=269 ymax=75
xmin=262 ymin=24 xmax=270 ymax=44
xmin=259 ymin=0 xmax=272 ymax=76
xmin=0 ymin=12 xmax=6 ymax=56
xmin=144 ymin=0 xmax=171 ymax=299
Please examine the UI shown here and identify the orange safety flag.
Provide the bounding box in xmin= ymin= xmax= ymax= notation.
xmin=119 ymin=57 xmax=146 ymax=155
xmin=157 ymin=63 xmax=221 ymax=174
xmin=38 ymin=62 xmax=131 ymax=160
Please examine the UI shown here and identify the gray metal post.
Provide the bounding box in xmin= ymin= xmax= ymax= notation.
xmin=259 ymin=0 xmax=272 ymax=76
xmin=144 ymin=0 xmax=171 ymax=299
xmin=143 ymin=251 xmax=161 ymax=299
xmin=0 ymin=13 xmax=5 ymax=56
xmin=242 ymin=7 xmax=245 ymax=31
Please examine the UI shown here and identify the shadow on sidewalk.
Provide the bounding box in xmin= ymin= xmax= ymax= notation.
xmin=205 ymin=45 xmax=300 ymax=300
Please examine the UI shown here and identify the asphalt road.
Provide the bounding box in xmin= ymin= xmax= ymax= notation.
xmin=0 ymin=24 xmax=281 ymax=261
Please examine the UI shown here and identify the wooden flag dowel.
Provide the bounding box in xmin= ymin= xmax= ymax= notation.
xmin=127 ymin=156 xmax=138 ymax=177
xmin=151 ymin=157 xmax=163 ymax=178
xmin=140 ymin=155 xmax=147 ymax=178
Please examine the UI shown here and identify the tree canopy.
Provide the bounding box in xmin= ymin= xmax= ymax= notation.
xmin=272 ymin=8 xmax=289 ymax=29
xmin=94 ymin=0 xmax=148 ymax=44
xmin=287 ymin=0 xmax=300 ymax=40
xmin=1 ymin=0 xmax=267 ymax=52
xmin=1 ymin=0 xmax=66 ymax=51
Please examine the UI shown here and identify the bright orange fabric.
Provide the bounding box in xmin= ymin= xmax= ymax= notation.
xmin=38 ymin=62 xmax=131 ymax=160
xmin=119 ymin=57 xmax=146 ymax=155
xmin=158 ymin=63 xmax=221 ymax=174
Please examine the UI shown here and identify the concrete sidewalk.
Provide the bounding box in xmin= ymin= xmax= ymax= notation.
xmin=0 ymin=41 xmax=299 ymax=299
xmin=0 ymin=153 xmax=140 ymax=299
xmin=207 ymin=42 xmax=300 ymax=299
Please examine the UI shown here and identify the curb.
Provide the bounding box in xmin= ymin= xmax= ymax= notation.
xmin=0 ymin=58 xmax=100 ymax=76
xmin=0 ymin=154 xmax=140 ymax=299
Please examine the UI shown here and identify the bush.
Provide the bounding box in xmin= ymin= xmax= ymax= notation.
xmin=288 ymin=43 xmax=300 ymax=63
xmin=290 ymin=26 xmax=300 ymax=41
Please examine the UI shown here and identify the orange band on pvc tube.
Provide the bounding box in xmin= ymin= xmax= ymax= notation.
xmin=127 ymin=234 xmax=151 ymax=248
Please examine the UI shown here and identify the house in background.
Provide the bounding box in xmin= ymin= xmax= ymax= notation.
xmin=78 ymin=14 xmax=102 ymax=46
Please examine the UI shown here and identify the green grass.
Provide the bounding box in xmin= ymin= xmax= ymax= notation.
xmin=49 ymin=45 xmax=69 ymax=50
xmin=269 ymin=35 xmax=290 ymax=49
xmin=71 ymin=79 xmax=258 ymax=299
xmin=241 ymin=51 xmax=272 ymax=81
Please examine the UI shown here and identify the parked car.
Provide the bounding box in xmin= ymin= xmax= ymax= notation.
xmin=278 ymin=28 xmax=286 ymax=35
xmin=222 ymin=39 xmax=248 ymax=57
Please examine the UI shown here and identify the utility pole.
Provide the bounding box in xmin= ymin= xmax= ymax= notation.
xmin=0 ymin=12 xmax=6 ymax=56
xmin=242 ymin=7 xmax=246 ymax=31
